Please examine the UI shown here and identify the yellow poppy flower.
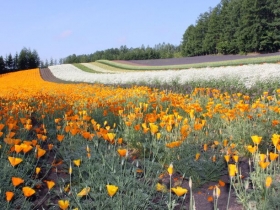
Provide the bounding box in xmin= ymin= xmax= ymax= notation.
xmin=73 ymin=159 xmax=81 ymax=167
xmin=265 ymin=176 xmax=272 ymax=188
xmin=167 ymin=163 xmax=173 ymax=176
xmin=106 ymin=184 xmax=118 ymax=197
xmin=251 ymin=135 xmax=262 ymax=145
xmin=36 ymin=167 xmax=41 ymax=175
xmin=156 ymin=183 xmax=167 ymax=193
xmin=45 ymin=180 xmax=55 ymax=190
xmin=228 ymin=164 xmax=237 ymax=177
xmin=259 ymin=161 xmax=270 ymax=169
xmin=77 ymin=187 xmax=90 ymax=197
xmin=58 ymin=200 xmax=70 ymax=210
xmin=224 ymin=155 xmax=230 ymax=163
xmin=269 ymin=152 xmax=278 ymax=161
xmin=8 ymin=156 xmax=23 ymax=167
xmin=232 ymin=155 xmax=239 ymax=163
xmin=259 ymin=154 xmax=266 ymax=162
xmin=171 ymin=186 xmax=188 ymax=196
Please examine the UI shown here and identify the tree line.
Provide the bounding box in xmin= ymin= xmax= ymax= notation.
xmin=0 ymin=48 xmax=40 ymax=73
xmin=62 ymin=43 xmax=181 ymax=64
xmin=181 ymin=0 xmax=280 ymax=56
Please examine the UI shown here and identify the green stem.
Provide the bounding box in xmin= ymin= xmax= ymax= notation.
xmin=169 ymin=175 xmax=172 ymax=210
xmin=227 ymin=177 xmax=232 ymax=210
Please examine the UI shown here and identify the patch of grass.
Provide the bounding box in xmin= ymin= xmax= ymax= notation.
xmin=73 ymin=63 xmax=100 ymax=73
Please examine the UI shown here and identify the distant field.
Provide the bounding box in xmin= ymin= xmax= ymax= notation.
xmin=114 ymin=52 xmax=280 ymax=66
xmin=94 ymin=52 xmax=280 ymax=71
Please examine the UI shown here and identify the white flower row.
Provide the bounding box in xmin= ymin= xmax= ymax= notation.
xmin=48 ymin=63 xmax=280 ymax=88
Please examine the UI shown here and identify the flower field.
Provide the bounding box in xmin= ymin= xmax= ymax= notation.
xmin=1 ymin=65 xmax=280 ymax=209
xmin=49 ymin=63 xmax=280 ymax=88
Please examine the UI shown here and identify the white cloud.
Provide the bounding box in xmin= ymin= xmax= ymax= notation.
xmin=56 ymin=30 xmax=73 ymax=39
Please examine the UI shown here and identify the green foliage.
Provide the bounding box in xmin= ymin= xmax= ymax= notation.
xmin=72 ymin=63 xmax=101 ymax=73
xmin=18 ymin=48 xmax=40 ymax=70
xmin=181 ymin=0 xmax=280 ymax=56
xmin=62 ymin=43 xmax=181 ymax=64
xmin=0 ymin=56 xmax=5 ymax=72
xmin=0 ymin=48 xmax=41 ymax=73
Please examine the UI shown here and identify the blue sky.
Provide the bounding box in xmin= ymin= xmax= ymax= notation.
xmin=0 ymin=0 xmax=221 ymax=61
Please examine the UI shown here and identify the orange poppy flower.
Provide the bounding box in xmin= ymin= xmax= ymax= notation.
xmin=203 ymin=144 xmax=208 ymax=151
xmin=223 ymin=139 xmax=228 ymax=147
xmin=166 ymin=141 xmax=182 ymax=148
xmin=247 ymin=145 xmax=257 ymax=154
xmin=22 ymin=186 xmax=35 ymax=197
xmin=41 ymin=135 xmax=47 ymax=141
xmin=57 ymin=134 xmax=64 ymax=142
xmin=36 ymin=167 xmax=41 ymax=175
xmin=36 ymin=148 xmax=46 ymax=159
xmin=12 ymin=177 xmax=24 ymax=187
xmin=0 ymin=123 xmax=5 ymax=131
xmin=8 ymin=156 xmax=23 ymax=167
xmin=14 ymin=145 xmax=23 ymax=154
xmin=70 ymin=128 xmax=79 ymax=136
xmin=207 ymin=195 xmax=214 ymax=202
xmin=117 ymin=138 xmax=123 ymax=144
xmin=6 ymin=191 xmax=14 ymax=202
xmin=48 ymin=144 xmax=54 ymax=150
xmin=31 ymin=140 xmax=37 ymax=146
xmin=218 ymin=180 xmax=225 ymax=187
xmin=117 ymin=149 xmax=127 ymax=157
xmin=134 ymin=124 xmax=141 ymax=131
xmin=45 ymin=180 xmax=55 ymax=190
xmin=21 ymin=143 xmax=33 ymax=154
xmin=195 ymin=153 xmax=200 ymax=161
xmin=269 ymin=152 xmax=279 ymax=161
